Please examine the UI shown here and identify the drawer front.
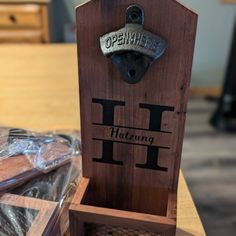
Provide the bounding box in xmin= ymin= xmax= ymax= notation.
xmin=0 ymin=29 xmax=42 ymax=43
xmin=0 ymin=4 xmax=42 ymax=28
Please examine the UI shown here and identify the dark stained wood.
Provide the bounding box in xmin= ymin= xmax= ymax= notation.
xmin=71 ymin=0 xmax=197 ymax=235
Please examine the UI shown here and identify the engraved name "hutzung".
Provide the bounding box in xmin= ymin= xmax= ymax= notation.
xmin=105 ymin=31 xmax=159 ymax=52
xmin=110 ymin=127 xmax=154 ymax=145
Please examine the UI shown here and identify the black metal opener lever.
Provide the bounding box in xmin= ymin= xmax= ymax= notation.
xmin=100 ymin=5 xmax=167 ymax=84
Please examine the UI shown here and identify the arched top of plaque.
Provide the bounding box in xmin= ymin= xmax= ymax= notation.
xmin=76 ymin=0 xmax=197 ymax=213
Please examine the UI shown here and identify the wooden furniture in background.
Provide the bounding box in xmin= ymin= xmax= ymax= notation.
xmin=0 ymin=44 xmax=205 ymax=235
xmin=190 ymin=87 xmax=222 ymax=97
xmin=0 ymin=0 xmax=50 ymax=43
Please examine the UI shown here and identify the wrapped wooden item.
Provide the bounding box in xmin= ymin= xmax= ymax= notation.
xmin=0 ymin=155 xmax=82 ymax=236
xmin=0 ymin=128 xmax=81 ymax=192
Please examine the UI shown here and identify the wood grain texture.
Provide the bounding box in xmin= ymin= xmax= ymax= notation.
xmin=76 ymin=0 xmax=198 ymax=216
xmin=0 ymin=45 xmax=80 ymax=131
xmin=0 ymin=44 xmax=205 ymax=235
xmin=0 ymin=155 xmax=38 ymax=192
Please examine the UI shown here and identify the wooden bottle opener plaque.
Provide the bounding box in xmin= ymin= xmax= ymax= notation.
xmin=70 ymin=0 xmax=197 ymax=235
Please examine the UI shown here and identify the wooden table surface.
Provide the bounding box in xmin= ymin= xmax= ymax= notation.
xmin=0 ymin=0 xmax=50 ymax=3
xmin=0 ymin=44 xmax=206 ymax=236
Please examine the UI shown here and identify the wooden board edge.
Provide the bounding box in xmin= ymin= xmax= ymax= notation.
xmin=69 ymin=177 xmax=90 ymax=207
xmin=167 ymin=191 xmax=177 ymax=220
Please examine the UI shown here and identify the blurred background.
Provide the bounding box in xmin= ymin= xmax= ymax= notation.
xmin=0 ymin=0 xmax=236 ymax=235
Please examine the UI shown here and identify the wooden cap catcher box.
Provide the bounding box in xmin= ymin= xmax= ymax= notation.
xmin=69 ymin=0 xmax=197 ymax=235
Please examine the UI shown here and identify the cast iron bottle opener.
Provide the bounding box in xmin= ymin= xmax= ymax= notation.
xmin=100 ymin=5 xmax=167 ymax=84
